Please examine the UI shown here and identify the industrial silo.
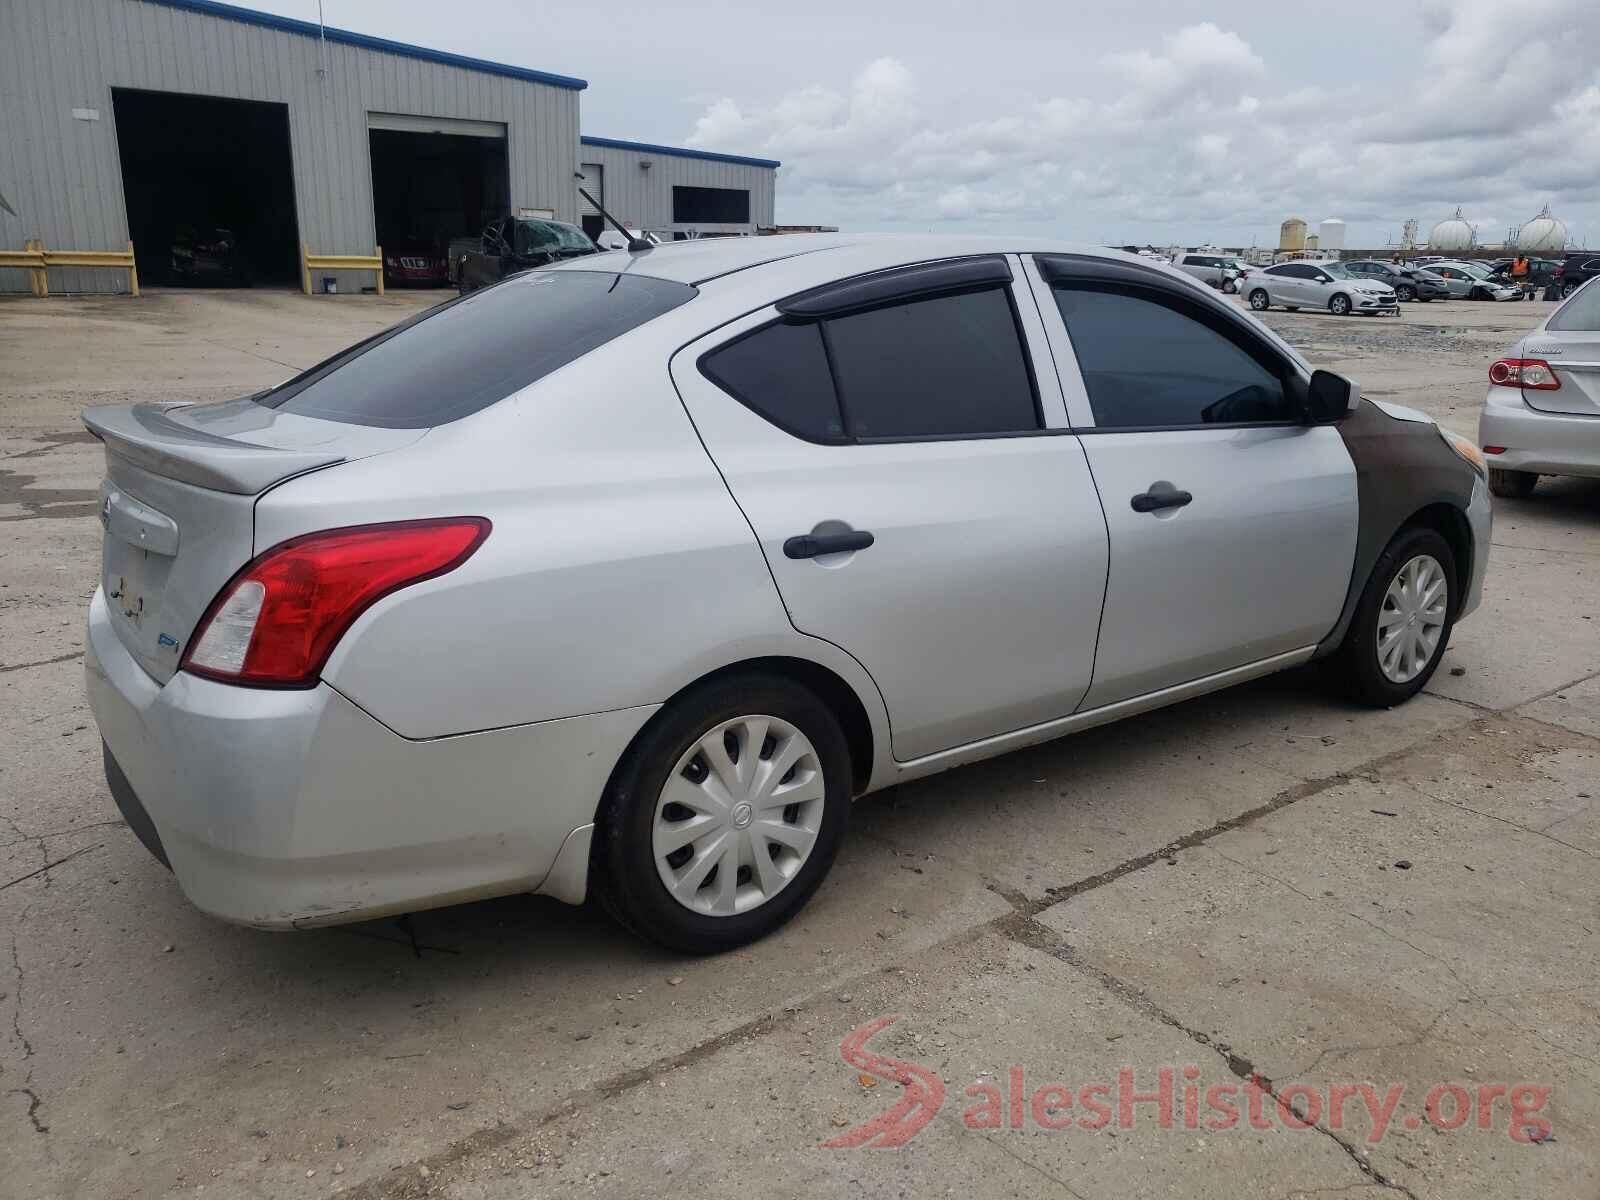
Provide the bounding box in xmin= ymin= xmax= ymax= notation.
xmin=1279 ymin=217 xmax=1307 ymax=252
xmin=1319 ymin=218 xmax=1346 ymax=252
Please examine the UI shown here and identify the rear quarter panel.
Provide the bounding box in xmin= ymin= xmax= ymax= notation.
xmin=252 ymin=305 xmax=892 ymax=751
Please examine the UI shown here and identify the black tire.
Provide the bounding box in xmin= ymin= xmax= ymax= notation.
xmin=1329 ymin=293 xmax=1352 ymax=316
xmin=1248 ymin=289 xmax=1270 ymax=311
xmin=1562 ymin=282 xmax=1579 ymax=299
xmin=591 ymin=673 xmax=852 ymax=954
xmin=1396 ymin=284 xmax=1415 ymax=302
xmin=1488 ymin=467 xmax=1537 ymax=498
xmin=1222 ymin=279 xmax=1238 ymax=295
xmin=1331 ymin=526 xmax=1457 ymax=707
xmin=1285 ymin=305 xmax=1299 ymax=312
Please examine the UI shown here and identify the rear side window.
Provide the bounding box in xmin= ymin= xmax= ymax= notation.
xmin=825 ymin=289 xmax=1038 ymax=438
xmin=1053 ymin=287 xmax=1292 ymax=428
xmin=700 ymin=284 xmax=1040 ymax=441
xmin=700 ymin=321 xmax=844 ymax=441
xmin=257 ymin=271 xmax=696 ymax=429
xmin=1549 ymin=284 xmax=1600 ymax=331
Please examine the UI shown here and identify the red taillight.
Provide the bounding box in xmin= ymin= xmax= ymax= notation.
xmin=181 ymin=518 xmax=491 ymax=688
xmin=1483 ymin=445 xmax=1506 ymax=455
xmin=1488 ymin=358 xmax=1560 ymax=390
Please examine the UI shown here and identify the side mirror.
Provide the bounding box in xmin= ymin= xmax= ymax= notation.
xmin=1307 ymin=370 xmax=1359 ymax=422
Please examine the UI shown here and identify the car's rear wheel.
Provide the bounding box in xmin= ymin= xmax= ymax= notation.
xmin=1488 ymin=467 xmax=1537 ymax=498
xmin=1331 ymin=526 xmax=1456 ymax=707
xmin=1396 ymin=284 xmax=1415 ymax=302
xmin=1248 ymin=289 xmax=1269 ymax=310
xmin=1562 ymin=282 xmax=1579 ymax=299
xmin=1329 ymin=294 xmax=1352 ymax=316
xmin=592 ymin=674 xmax=851 ymax=953
xmin=1222 ymin=279 xmax=1238 ymax=294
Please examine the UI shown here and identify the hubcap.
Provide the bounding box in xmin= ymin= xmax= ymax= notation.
xmin=652 ymin=715 xmax=825 ymax=916
xmin=1377 ymin=554 xmax=1448 ymax=684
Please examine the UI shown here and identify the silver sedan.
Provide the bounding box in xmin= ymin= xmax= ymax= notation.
xmin=1479 ymin=278 xmax=1600 ymax=496
xmin=83 ymin=236 xmax=1490 ymax=952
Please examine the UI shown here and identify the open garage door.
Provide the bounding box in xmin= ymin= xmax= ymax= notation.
xmin=368 ymin=113 xmax=508 ymax=289
xmin=112 ymin=89 xmax=299 ymax=287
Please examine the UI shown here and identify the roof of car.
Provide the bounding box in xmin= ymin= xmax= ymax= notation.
xmin=548 ymin=234 xmax=1177 ymax=287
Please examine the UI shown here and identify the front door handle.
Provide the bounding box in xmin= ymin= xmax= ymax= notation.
xmin=784 ymin=530 xmax=875 ymax=559
xmin=1130 ymin=490 xmax=1193 ymax=513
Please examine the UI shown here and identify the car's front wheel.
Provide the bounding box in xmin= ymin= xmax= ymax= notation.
xmin=592 ymin=674 xmax=852 ymax=953
xmin=1331 ymin=526 xmax=1456 ymax=707
xmin=1396 ymin=284 xmax=1415 ymax=302
xmin=1329 ymin=293 xmax=1352 ymax=316
xmin=1248 ymin=289 xmax=1270 ymax=311
xmin=1488 ymin=467 xmax=1537 ymax=498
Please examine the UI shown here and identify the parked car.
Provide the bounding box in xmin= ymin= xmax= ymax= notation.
xmin=382 ymin=238 xmax=449 ymax=288
xmin=1244 ymin=260 xmax=1399 ymax=315
xmin=1479 ymin=276 xmax=1600 ymax=497
xmin=1480 ymin=257 xmax=1561 ymax=297
xmin=1172 ymin=252 xmax=1243 ymax=293
xmin=1410 ymin=255 xmax=1447 ymax=266
xmin=1429 ymin=262 xmax=1520 ymax=301
xmin=1558 ymin=251 xmax=1600 ymax=298
xmin=82 ymin=237 xmax=1489 ymax=952
xmin=456 ymin=216 xmax=597 ymax=293
xmin=168 ymin=226 xmax=251 ymax=286
xmin=1343 ymin=260 xmax=1449 ymax=302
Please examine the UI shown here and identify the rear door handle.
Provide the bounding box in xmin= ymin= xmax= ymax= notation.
xmin=1130 ymin=490 xmax=1193 ymax=513
xmin=783 ymin=530 xmax=875 ymax=559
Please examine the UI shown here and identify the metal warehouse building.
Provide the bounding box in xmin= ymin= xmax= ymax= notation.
xmin=0 ymin=0 xmax=778 ymax=294
xmin=577 ymin=137 xmax=779 ymax=243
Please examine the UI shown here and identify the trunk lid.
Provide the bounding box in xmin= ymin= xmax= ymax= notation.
xmin=1521 ymin=333 xmax=1600 ymax=417
xmin=84 ymin=398 xmax=423 ymax=682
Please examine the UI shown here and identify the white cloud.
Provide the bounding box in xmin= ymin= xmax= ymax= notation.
xmin=682 ymin=10 xmax=1600 ymax=246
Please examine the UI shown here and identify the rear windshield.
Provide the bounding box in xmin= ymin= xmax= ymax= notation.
xmin=256 ymin=271 xmax=695 ymax=428
xmin=1549 ymin=283 xmax=1600 ymax=331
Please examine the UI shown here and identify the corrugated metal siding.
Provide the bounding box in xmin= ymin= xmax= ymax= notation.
xmin=576 ymin=142 xmax=776 ymax=236
xmin=0 ymin=0 xmax=579 ymax=292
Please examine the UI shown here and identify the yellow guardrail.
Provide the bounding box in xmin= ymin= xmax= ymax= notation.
xmin=301 ymin=242 xmax=384 ymax=296
xmin=0 ymin=239 xmax=139 ymax=296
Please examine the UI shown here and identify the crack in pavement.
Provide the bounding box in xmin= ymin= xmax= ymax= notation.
xmin=0 ymin=652 xmax=84 ymax=675
xmin=0 ymin=819 xmax=126 ymax=851
xmin=996 ymin=912 xmax=1420 ymax=1200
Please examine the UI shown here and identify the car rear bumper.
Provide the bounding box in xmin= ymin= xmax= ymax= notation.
xmin=1478 ymin=389 xmax=1600 ymax=478
xmin=85 ymin=588 xmax=656 ymax=928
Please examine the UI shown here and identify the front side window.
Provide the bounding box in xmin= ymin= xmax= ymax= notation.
xmin=1052 ymin=286 xmax=1293 ymax=429
xmin=700 ymin=282 xmax=1040 ymax=442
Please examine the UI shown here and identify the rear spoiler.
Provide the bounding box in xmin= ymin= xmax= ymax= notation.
xmin=83 ymin=403 xmax=345 ymax=495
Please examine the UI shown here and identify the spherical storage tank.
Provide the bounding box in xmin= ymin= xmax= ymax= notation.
xmin=1319 ymin=218 xmax=1346 ymax=251
xmin=1279 ymin=217 xmax=1307 ymax=252
xmin=1516 ymin=204 xmax=1568 ymax=253
xmin=1429 ymin=207 xmax=1476 ymax=253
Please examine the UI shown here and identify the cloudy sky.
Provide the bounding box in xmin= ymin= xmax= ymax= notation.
xmin=253 ymin=0 xmax=1599 ymax=249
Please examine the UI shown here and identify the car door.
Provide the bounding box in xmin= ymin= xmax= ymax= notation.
xmin=1261 ymin=264 xmax=1298 ymax=304
xmin=671 ymin=255 xmax=1110 ymax=762
xmin=1435 ymin=267 xmax=1470 ymax=297
xmin=1026 ymin=254 xmax=1357 ymax=708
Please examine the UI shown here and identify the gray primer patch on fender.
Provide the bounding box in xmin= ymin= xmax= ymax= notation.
xmin=1314 ymin=399 xmax=1478 ymax=657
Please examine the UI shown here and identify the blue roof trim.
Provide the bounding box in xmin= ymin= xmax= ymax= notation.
xmin=580 ymin=135 xmax=780 ymax=170
xmin=142 ymin=0 xmax=588 ymax=90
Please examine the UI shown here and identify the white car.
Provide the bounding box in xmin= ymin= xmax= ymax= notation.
xmin=1245 ymin=261 xmax=1399 ymax=316
xmin=82 ymin=235 xmax=1490 ymax=952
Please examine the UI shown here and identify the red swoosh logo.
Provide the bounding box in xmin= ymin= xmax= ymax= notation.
xmin=821 ymin=1015 xmax=946 ymax=1148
